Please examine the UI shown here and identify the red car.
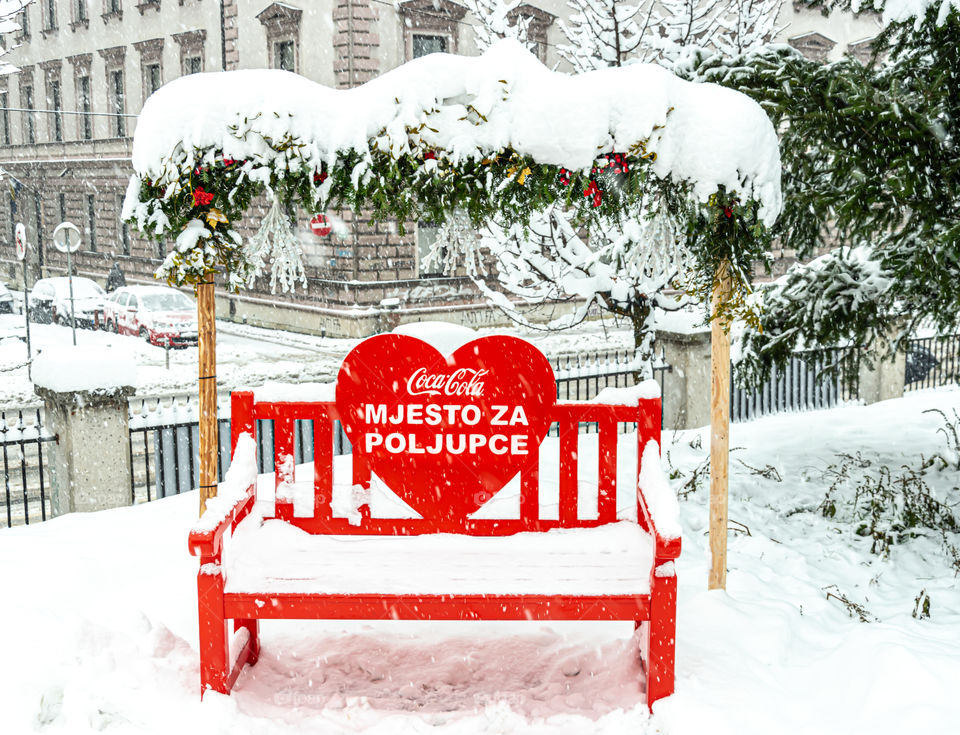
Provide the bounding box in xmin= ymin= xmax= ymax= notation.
xmin=103 ymin=286 xmax=198 ymax=347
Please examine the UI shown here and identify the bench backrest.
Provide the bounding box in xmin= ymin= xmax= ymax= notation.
xmin=230 ymin=390 xmax=661 ymax=536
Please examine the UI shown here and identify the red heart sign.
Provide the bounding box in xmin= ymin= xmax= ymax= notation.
xmin=335 ymin=334 xmax=556 ymax=520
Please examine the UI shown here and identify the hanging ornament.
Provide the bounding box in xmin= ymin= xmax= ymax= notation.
xmin=205 ymin=208 xmax=229 ymax=228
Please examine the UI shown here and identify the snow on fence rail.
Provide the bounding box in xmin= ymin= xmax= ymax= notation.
xmin=0 ymin=405 xmax=56 ymax=528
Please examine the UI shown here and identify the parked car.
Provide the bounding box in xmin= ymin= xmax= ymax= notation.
xmin=905 ymin=345 xmax=939 ymax=385
xmin=103 ymin=286 xmax=198 ymax=348
xmin=0 ymin=282 xmax=13 ymax=314
xmin=28 ymin=277 xmax=107 ymax=328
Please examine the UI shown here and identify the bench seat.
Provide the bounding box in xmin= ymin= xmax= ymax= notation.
xmin=225 ymin=517 xmax=654 ymax=597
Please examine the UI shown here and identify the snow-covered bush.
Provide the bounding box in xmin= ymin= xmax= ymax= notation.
xmin=819 ymin=451 xmax=960 ymax=571
xmin=734 ymin=246 xmax=894 ymax=386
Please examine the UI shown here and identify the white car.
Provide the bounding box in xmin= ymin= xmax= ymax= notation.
xmin=28 ymin=276 xmax=107 ymax=329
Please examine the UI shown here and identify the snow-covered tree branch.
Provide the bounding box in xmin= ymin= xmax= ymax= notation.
xmin=557 ymin=0 xmax=661 ymax=70
xmin=463 ymin=0 xmax=534 ymax=53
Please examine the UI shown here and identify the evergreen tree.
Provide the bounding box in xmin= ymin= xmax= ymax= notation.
xmin=686 ymin=1 xmax=960 ymax=379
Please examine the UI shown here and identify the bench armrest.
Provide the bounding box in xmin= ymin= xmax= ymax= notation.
xmin=188 ymin=482 xmax=256 ymax=560
xmin=638 ymin=439 xmax=682 ymax=561
xmin=187 ymin=432 xmax=259 ymax=562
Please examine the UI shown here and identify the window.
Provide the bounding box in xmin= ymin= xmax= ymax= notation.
xmin=106 ymin=0 xmax=121 ymax=13
xmin=109 ymin=69 xmax=125 ymax=136
xmin=0 ymin=92 xmax=9 ymax=145
xmin=273 ymin=40 xmax=295 ymax=71
xmin=44 ymin=0 xmax=57 ymax=30
xmin=119 ymin=195 xmax=130 ymax=255
xmin=508 ymin=5 xmax=555 ymax=63
xmin=134 ymin=38 xmax=164 ymax=102
xmin=145 ymin=63 xmax=161 ymax=94
xmin=173 ymin=30 xmax=206 ymax=77
xmin=398 ymin=0 xmax=464 ymax=61
xmin=86 ymin=193 xmax=96 ymax=251
xmin=49 ymin=79 xmax=63 ymax=141
xmin=259 ymin=4 xmax=301 ymax=75
xmin=76 ymin=0 xmax=87 ymax=21
xmin=78 ymin=74 xmax=92 ymax=139
xmin=20 ymin=7 xmax=29 ymax=38
xmin=58 ymin=193 xmax=66 ymax=223
xmin=22 ymin=85 xmax=35 ymax=144
xmin=412 ymin=34 xmax=446 ymax=58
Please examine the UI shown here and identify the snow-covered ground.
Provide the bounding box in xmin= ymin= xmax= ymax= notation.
xmin=1 ymin=388 xmax=958 ymax=734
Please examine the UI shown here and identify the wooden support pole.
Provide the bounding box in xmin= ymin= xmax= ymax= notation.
xmin=197 ymin=275 xmax=218 ymax=516
xmin=709 ymin=262 xmax=731 ymax=590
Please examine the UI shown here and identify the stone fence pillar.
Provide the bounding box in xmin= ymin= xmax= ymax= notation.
xmin=656 ymin=328 xmax=712 ymax=431
xmin=33 ymin=346 xmax=136 ymax=517
xmin=36 ymin=385 xmax=135 ymax=516
xmin=858 ymin=338 xmax=907 ymax=405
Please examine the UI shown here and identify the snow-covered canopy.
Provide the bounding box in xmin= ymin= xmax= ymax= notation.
xmin=132 ymin=40 xmax=781 ymax=225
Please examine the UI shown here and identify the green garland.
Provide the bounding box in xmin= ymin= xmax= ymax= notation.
xmin=126 ymin=132 xmax=771 ymax=324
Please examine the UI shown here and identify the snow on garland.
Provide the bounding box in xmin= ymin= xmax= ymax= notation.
xmin=124 ymin=40 xmax=781 ymax=291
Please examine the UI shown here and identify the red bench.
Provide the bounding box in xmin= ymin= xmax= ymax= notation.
xmin=188 ymin=388 xmax=681 ymax=710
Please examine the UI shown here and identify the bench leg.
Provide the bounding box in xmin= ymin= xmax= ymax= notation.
xmin=234 ymin=619 xmax=260 ymax=666
xmin=198 ymin=568 xmax=230 ymax=695
xmin=645 ymin=571 xmax=678 ymax=711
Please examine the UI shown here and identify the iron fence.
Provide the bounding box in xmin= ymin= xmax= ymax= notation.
xmin=126 ymin=351 xmax=669 ymax=501
xmin=552 ymin=350 xmax=670 ymax=433
xmin=1 ymin=405 xmax=56 ymax=528
xmin=905 ymin=334 xmax=960 ymax=391
xmin=730 ymin=345 xmax=861 ymax=422
xmin=128 ymin=393 xmax=352 ymax=501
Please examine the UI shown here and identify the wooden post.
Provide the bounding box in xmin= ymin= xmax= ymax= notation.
xmin=709 ymin=262 xmax=731 ymax=590
xmin=197 ymin=275 xmax=218 ymax=516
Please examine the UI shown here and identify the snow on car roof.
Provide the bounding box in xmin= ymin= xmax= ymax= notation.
xmin=118 ymin=285 xmax=192 ymax=296
xmin=34 ymin=277 xmax=105 ymax=294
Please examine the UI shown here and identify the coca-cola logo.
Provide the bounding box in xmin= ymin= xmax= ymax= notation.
xmin=406 ymin=367 xmax=489 ymax=397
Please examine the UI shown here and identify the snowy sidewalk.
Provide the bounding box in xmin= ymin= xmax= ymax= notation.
xmin=1 ymin=388 xmax=959 ymax=734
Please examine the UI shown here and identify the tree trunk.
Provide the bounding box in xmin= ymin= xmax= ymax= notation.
xmin=630 ymin=301 xmax=655 ymax=384
xmin=197 ymin=276 xmax=218 ymax=516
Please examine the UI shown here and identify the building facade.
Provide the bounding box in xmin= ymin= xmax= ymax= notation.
xmin=0 ymin=0 xmax=882 ymax=336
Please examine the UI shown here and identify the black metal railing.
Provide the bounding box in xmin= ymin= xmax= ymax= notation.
xmin=730 ymin=345 xmax=861 ymax=422
xmin=1 ymin=406 xmax=57 ymax=528
xmin=905 ymin=333 xmax=960 ymax=391
xmin=127 ymin=351 xmax=670 ymax=501
xmin=128 ymin=393 xmax=352 ymax=502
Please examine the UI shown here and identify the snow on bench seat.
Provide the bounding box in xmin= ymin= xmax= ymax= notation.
xmin=225 ymin=518 xmax=653 ymax=596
